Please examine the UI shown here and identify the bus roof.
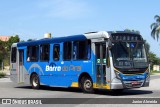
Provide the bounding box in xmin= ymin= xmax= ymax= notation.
xmin=17 ymin=31 xmax=109 ymax=47
xmin=16 ymin=31 xmax=142 ymax=47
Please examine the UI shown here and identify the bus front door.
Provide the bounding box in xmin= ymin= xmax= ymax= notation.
xmin=95 ymin=43 xmax=107 ymax=88
xmin=19 ymin=50 xmax=24 ymax=83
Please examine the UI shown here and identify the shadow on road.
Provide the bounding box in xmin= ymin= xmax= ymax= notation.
xmin=15 ymin=85 xmax=153 ymax=96
xmin=94 ymin=89 xmax=153 ymax=96
xmin=15 ymin=85 xmax=83 ymax=93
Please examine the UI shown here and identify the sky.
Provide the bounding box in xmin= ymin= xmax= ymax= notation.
xmin=0 ymin=0 xmax=160 ymax=57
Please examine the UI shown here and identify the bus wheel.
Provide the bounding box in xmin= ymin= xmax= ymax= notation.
xmin=31 ymin=74 xmax=40 ymax=89
xmin=81 ymin=76 xmax=93 ymax=93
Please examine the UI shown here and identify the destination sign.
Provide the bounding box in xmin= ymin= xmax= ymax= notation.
xmin=111 ymin=34 xmax=142 ymax=41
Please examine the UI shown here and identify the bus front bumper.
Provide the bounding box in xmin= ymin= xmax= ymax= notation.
xmin=110 ymin=75 xmax=150 ymax=89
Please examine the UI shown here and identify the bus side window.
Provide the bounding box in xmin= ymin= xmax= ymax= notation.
xmin=63 ymin=42 xmax=72 ymax=60
xmin=27 ymin=46 xmax=39 ymax=62
xmin=73 ymin=42 xmax=78 ymax=60
xmin=53 ymin=44 xmax=60 ymax=61
xmin=102 ymin=44 xmax=106 ymax=64
xmin=40 ymin=44 xmax=50 ymax=61
xmin=73 ymin=40 xmax=91 ymax=60
xmin=11 ymin=47 xmax=17 ymax=63
xmin=106 ymin=48 xmax=110 ymax=67
xmin=85 ymin=40 xmax=91 ymax=60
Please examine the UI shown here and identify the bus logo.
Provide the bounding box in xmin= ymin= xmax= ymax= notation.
xmin=46 ymin=62 xmax=61 ymax=71
xmin=46 ymin=65 xmax=61 ymax=71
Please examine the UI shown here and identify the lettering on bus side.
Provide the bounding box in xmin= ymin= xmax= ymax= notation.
xmin=62 ymin=66 xmax=68 ymax=71
xmin=45 ymin=65 xmax=82 ymax=72
xmin=46 ymin=65 xmax=61 ymax=71
xmin=69 ymin=65 xmax=81 ymax=71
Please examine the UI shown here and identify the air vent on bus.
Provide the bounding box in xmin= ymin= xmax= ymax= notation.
xmin=44 ymin=33 xmax=52 ymax=38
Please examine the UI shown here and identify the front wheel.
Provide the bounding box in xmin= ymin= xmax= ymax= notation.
xmin=81 ymin=76 xmax=94 ymax=93
xmin=31 ymin=74 xmax=40 ymax=89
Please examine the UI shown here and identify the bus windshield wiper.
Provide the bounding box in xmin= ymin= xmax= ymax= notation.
xmin=119 ymin=41 xmax=129 ymax=55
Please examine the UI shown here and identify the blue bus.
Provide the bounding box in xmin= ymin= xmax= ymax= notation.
xmin=10 ymin=31 xmax=150 ymax=93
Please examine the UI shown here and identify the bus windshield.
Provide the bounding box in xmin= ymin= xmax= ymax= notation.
xmin=111 ymin=42 xmax=148 ymax=69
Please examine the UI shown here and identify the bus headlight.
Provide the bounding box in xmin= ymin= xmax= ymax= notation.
xmin=114 ymin=68 xmax=121 ymax=79
xmin=115 ymin=71 xmax=121 ymax=79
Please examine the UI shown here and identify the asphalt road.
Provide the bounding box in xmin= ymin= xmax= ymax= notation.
xmin=150 ymin=74 xmax=160 ymax=80
xmin=0 ymin=74 xmax=160 ymax=107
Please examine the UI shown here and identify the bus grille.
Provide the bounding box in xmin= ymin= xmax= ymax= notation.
xmin=122 ymin=70 xmax=145 ymax=74
xmin=118 ymin=68 xmax=147 ymax=74
xmin=124 ymin=80 xmax=144 ymax=88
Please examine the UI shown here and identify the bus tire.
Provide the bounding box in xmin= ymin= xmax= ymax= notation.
xmin=31 ymin=74 xmax=40 ymax=89
xmin=81 ymin=76 xmax=93 ymax=93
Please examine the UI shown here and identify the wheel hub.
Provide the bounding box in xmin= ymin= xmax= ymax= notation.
xmin=84 ymin=80 xmax=92 ymax=89
xmin=33 ymin=77 xmax=38 ymax=87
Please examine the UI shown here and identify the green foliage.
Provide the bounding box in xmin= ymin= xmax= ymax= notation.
xmin=3 ymin=52 xmax=10 ymax=66
xmin=0 ymin=35 xmax=19 ymax=66
xmin=148 ymin=52 xmax=160 ymax=70
xmin=0 ymin=72 xmax=6 ymax=78
xmin=124 ymin=29 xmax=140 ymax=34
xmin=144 ymin=40 xmax=150 ymax=54
xmin=150 ymin=70 xmax=160 ymax=75
xmin=151 ymin=15 xmax=160 ymax=41
xmin=6 ymin=35 xmax=19 ymax=51
xmin=151 ymin=70 xmax=160 ymax=72
xmin=0 ymin=40 xmax=7 ymax=67
xmin=27 ymin=39 xmax=33 ymax=41
xmin=144 ymin=40 xmax=160 ymax=69
xmin=20 ymin=40 xmax=25 ymax=42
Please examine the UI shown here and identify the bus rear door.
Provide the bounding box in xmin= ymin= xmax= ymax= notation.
xmin=19 ymin=49 xmax=24 ymax=83
xmin=10 ymin=46 xmax=18 ymax=83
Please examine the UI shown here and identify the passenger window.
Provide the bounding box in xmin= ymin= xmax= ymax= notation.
xmin=40 ymin=44 xmax=50 ymax=61
xmin=27 ymin=46 xmax=39 ymax=62
xmin=53 ymin=44 xmax=60 ymax=61
xmin=63 ymin=42 xmax=72 ymax=60
xmin=106 ymin=48 xmax=110 ymax=67
xmin=11 ymin=47 xmax=17 ymax=63
xmin=103 ymin=44 xmax=106 ymax=64
xmin=73 ymin=40 xmax=91 ymax=60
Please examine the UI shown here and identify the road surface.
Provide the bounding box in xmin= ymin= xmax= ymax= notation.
xmin=0 ymin=74 xmax=159 ymax=107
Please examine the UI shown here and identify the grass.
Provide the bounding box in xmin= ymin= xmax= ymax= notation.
xmin=150 ymin=70 xmax=160 ymax=75
xmin=0 ymin=72 xmax=6 ymax=78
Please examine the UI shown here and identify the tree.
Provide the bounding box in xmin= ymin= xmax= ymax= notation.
xmin=6 ymin=35 xmax=19 ymax=51
xmin=0 ymin=35 xmax=20 ymax=67
xmin=148 ymin=52 xmax=160 ymax=65
xmin=0 ymin=40 xmax=7 ymax=68
xmin=27 ymin=39 xmax=33 ymax=41
xmin=151 ymin=15 xmax=160 ymax=41
xmin=144 ymin=40 xmax=160 ymax=69
xmin=144 ymin=40 xmax=150 ymax=54
xmin=124 ymin=29 xmax=140 ymax=34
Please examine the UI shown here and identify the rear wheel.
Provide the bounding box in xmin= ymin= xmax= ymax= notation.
xmin=31 ymin=74 xmax=40 ymax=89
xmin=81 ymin=76 xmax=93 ymax=93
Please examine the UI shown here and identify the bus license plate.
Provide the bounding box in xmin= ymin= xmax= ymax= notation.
xmin=131 ymin=81 xmax=139 ymax=85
